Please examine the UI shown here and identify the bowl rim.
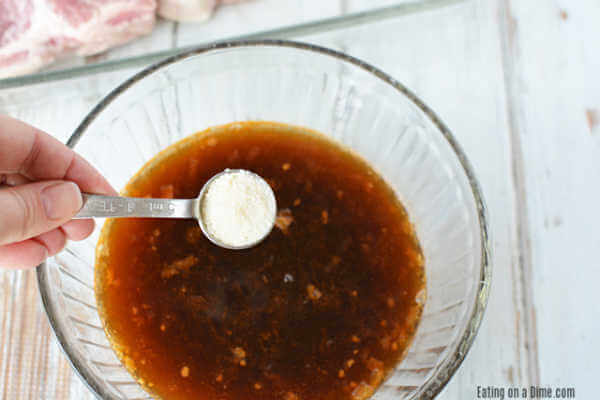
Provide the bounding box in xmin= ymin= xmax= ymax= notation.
xmin=37 ymin=39 xmax=492 ymax=400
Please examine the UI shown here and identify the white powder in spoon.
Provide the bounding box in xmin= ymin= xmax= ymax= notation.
xmin=200 ymin=170 xmax=276 ymax=248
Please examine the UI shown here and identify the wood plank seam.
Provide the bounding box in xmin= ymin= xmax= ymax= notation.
xmin=340 ymin=0 xmax=349 ymax=15
xmin=497 ymin=0 xmax=540 ymax=387
xmin=171 ymin=23 xmax=180 ymax=49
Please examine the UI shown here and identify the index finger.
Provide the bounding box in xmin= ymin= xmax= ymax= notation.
xmin=0 ymin=114 xmax=116 ymax=195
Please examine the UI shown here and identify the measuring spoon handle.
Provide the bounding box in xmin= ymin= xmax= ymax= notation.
xmin=74 ymin=194 xmax=198 ymax=219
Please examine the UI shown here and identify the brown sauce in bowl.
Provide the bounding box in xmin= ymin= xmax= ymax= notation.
xmin=95 ymin=121 xmax=426 ymax=400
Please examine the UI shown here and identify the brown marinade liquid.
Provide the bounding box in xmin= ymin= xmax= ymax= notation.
xmin=95 ymin=121 xmax=425 ymax=400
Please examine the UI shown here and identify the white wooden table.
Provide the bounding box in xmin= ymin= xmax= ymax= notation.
xmin=1 ymin=0 xmax=598 ymax=398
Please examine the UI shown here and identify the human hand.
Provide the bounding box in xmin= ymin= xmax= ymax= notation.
xmin=0 ymin=115 xmax=116 ymax=269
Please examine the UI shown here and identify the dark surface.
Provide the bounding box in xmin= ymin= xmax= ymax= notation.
xmin=95 ymin=122 xmax=425 ymax=400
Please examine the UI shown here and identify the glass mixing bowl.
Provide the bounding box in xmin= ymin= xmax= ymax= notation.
xmin=37 ymin=40 xmax=491 ymax=400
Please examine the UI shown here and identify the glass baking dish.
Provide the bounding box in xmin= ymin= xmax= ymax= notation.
xmin=0 ymin=0 xmax=465 ymax=90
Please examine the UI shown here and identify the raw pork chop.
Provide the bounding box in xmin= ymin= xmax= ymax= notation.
xmin=0 ymin=0 xmax=156 ymax=78
xmin=158 ymin=0 xmax=244 ymax=22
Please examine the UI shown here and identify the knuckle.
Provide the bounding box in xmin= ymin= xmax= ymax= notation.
xmin=20 ymin=130 xmax=43 ymax=177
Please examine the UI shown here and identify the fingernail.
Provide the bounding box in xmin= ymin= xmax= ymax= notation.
xmin=42 ymin=182 xmax=82 ymax=221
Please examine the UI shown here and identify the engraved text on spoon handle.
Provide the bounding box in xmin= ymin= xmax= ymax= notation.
xmin=74 ymin=194 xmax=196 ymax=219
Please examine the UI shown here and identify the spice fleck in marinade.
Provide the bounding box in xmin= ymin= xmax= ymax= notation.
xmin=95 ymin=121 xmax=426 ymax=400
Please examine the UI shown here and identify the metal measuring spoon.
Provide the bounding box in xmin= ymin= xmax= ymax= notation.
xmin=74 ymin=169 xmax=277 ymax=250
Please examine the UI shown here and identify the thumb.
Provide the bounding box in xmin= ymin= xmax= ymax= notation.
xmin=0 ymin=181 xmax=82 ymax=246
